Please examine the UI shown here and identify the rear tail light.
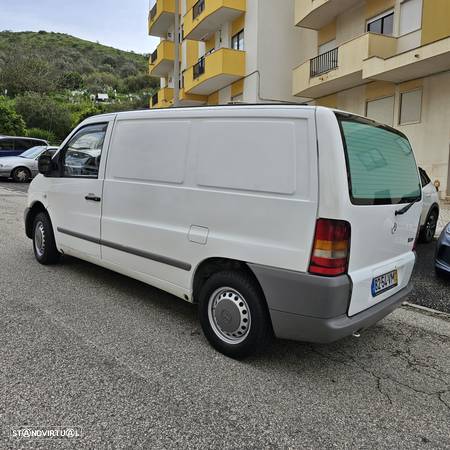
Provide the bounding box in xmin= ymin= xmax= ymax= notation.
xmin=309 ymin=218 xmax=351 ymax=276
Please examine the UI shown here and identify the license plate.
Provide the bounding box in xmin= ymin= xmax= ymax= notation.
xmin=371 ymin=270 xmax=398 ymax=297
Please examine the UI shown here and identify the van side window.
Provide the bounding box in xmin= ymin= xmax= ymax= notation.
xmin=61 ymin=124 xmax=107 ymax=178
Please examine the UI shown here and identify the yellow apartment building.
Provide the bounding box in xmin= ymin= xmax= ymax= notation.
xmin=293 ymin=0 xmax=450 ymax=199
xmin=147 ymin=0 xmax=450 ymax=199
xmin=147 ymin=0 xmax=310 ymax=107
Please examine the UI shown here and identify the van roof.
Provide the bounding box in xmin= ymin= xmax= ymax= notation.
xmin=84 ymin=105 xmax=385 ymax=132
xmin=92 ymin=103 xmax=319 ymax=119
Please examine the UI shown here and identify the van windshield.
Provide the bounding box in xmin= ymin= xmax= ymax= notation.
xmin=336 ymin=113 xmax=421 ymax=205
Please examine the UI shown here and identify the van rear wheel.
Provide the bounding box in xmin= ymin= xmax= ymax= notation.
xmin=198 ymin=270 xmax=272 ymax=358
xmin=32 ymin=212 xmax=61 ymax=265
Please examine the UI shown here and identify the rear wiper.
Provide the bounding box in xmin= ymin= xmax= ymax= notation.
xmin=395 ymin=197 xmax=421 ymax=216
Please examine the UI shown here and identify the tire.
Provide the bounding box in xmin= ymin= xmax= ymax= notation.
xmin=12 ymin=167 xmax=31 ymax=183
xmin=420 ymin=209 xmax=438 ymax=243
xmin=198 ymin=270 xmax=272 ymax=358
xmin=32 ymin=212 xmax=61 ymax=265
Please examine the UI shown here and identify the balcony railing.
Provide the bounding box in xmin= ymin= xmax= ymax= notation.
xmin=193 ymin=0 xmax=205 ymax=20
xmin=150 ymin=4 xmax=157 ymax=21
xmin=151 ymin=92 xmax=159 ymax=106
xmin=193 ymin=56 xmax=205 ymax=79
xmin=310 ymin=48 xmax=338 ymax=77
xmin=151 ymin=49 xmax=158 ymax=64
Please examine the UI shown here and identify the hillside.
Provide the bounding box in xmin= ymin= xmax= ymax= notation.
xmin=0 ymin=31 xmax=158 ymax=144
xmin=0 ymin=31 xmax=157 ymax=95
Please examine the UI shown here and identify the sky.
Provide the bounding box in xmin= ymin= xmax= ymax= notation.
xmin=0 ymin=0 xmax=159 ymax=54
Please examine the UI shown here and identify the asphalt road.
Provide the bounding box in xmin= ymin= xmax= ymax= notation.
xmin=1 ymin=180 xmax=450 ymax=449
xmin=411 ymin=240 xmax=450 ymax=313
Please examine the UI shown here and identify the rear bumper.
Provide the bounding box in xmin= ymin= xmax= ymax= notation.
xmin=248 ymin=264 xmax=413 ymax=344
xmin=269 ymin=285 xmax=411 ymax=343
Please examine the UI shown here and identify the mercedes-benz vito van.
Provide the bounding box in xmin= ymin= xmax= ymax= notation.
xmin=25 ymin=106 xmax=422 ymax=357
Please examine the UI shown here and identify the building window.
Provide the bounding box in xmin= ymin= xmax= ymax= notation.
xmin=231 ymin=29 xmax=244 ymax=51
xmin=399 ymin=0 xmax=422 ymax=36
xmin=366 ymin=96 xmax=395 ymax=126
xmin=399 ymin=89 xmax=422 ymax=125
xmin=367 ymin=10 xmax=394 ymax=35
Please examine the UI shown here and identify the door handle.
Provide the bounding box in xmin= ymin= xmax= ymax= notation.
xmin=85 ymin=194 xmax=101 ymax=202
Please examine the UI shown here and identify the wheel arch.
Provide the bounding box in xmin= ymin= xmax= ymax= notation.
xmin=191 ymin=257 xmax=266 ymax=305
xmin=25 ymin=201 xmax=47 ymax=238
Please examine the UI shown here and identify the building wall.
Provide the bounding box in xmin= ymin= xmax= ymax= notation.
xmin=326 ymin=73 xmax=450 ymax=195
xmin=293 ymin=0 xmax=450 ymax=197
xmin=256 ymin=0 xmax=316 ymax=103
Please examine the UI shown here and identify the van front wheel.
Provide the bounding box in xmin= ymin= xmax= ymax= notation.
xmin=198 ymin=271 xmax=272 ymax=358
xmin=32 ymin=212 xmax=61 ymax=265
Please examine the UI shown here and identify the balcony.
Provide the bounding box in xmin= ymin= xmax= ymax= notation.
xmin=178 ymin=89 xmax=207 ymax=106
xmin=148 ymin=0 xmax=176 ymax=37
xmin=295 ymin=0 xmax=361 ymax=29
xmin=363 ymin=36 xmax=450 ymax=83
xmin=183 ymin=47 xmax=245 ymax=95
xmin=150 ymin=87 xmax=174 ymax=108
xmin=149 ymin=40 xmax=175 ymax=77
xmin=184 ymin=0 xmax=246 ymax=41
xmin=293 ymin=33 xmax=397 ymax=98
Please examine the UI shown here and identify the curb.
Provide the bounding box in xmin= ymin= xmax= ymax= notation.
xmin=402 ymin=301 xmax=450 ymax=319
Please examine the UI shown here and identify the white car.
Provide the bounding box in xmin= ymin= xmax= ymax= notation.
xmin=0 ymin=146 xmax=58 ymax=182
xmin=25 ymin=106 xmax=422 ymax=357
xmin=418 ymin=167 xmax=440 ymax=243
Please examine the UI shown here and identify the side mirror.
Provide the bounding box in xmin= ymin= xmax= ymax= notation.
xmin=38 ymin=152 xmax=56 ymax=176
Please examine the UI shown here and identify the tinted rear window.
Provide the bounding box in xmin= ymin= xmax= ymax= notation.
xmin=337 ymin=114 xmax=421 ymax=205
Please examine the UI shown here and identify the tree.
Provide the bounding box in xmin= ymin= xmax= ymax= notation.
xmin=0 ymin=53 xmax=57 ymax=96
xmin=122 ymin=74 xmax=157 ymax=93
xmin=15 ymin=92 xmax=72 ymax=140
xmin=26 ymin=128 xmax=58 ymax=145
xmin=0 ymin=96 xmax=26 ymax=135
xmin=58 ymin=72 xmax=84 ymax=90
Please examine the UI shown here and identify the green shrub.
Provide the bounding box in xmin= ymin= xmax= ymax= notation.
xmin=26 ymin=128 xmax=58 ymax=145
xmin=15 ymin=92 xmax=72 ymax=140
xmin=0 ymin=96 xmax=26 ymax=135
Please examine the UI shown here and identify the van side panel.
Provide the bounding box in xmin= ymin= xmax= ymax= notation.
xmin=100 ymin=108 xmax=318 ymax=299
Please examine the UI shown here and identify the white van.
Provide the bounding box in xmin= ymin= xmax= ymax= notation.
xmin=25 ymin=106 xmax=422 ymax=357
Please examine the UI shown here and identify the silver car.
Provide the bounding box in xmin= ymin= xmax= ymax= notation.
xmin=0 ymin=146 xmax=58 ymax=182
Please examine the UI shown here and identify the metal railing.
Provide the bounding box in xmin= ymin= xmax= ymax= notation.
xmin=310 ymin=47 xmax=338 ymax=77
xmin=193 ymin=56 xmax=205 ymax=79
xmin=150 ymin=49 xmax=158 ymax=64
xmin=149 ymin=3 xmax=157 ymax=21
xmin=151 ymin=92 xmax=159 ymax=106
xmin=193 ymin=0 xmax=205 ymax=19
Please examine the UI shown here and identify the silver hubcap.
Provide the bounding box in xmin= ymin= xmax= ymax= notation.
xmin=15 ymin=169 xmax=29 ymax=182
xmin=208 ymin=287 xmax=251 ymax=344
xmin=34 ymin=221 xmax=45 ymax=257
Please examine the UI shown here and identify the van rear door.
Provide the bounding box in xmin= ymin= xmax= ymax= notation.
xmin=335 ymin=113 xmax=422 ymax=316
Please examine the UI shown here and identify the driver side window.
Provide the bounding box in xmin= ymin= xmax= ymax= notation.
xmin=62 ymin=123 xmax=108 ymax=178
